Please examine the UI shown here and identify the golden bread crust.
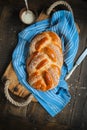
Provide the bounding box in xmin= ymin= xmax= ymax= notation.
xmin=26 ymin=31 xmax=63 ymax=91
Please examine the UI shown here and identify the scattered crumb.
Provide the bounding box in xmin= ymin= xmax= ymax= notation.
xmin=78 ymin=93 xmax=81 ymax=96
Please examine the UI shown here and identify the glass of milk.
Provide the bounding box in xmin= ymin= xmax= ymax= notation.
xmin=19 ymin=0 xmax=36 ymax=24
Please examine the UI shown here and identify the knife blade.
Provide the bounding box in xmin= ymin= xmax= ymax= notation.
xmin=65 ymin=48 xmax=87 ymax=80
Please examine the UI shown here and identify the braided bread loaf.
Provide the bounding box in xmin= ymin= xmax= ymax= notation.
xmin=26 ymin=31 xmax=63 ymax=91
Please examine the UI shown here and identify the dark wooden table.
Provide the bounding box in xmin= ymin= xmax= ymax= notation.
xmin=0 ymin=0 xmax=87 ymax=130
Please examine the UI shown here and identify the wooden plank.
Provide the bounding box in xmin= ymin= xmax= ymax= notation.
xmin=0 ymin=5 xmax=25 ymax=78
xmin=0 ymin=2 xmax=87 ymax=130
xmin=67 ymin=22 xmax=87 ymax=129
xmin=0 ymin=113 xmax=71 ymax=130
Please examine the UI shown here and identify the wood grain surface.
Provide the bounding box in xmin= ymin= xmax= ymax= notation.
xmin=0 ymin=0 xmax=87 ymax=130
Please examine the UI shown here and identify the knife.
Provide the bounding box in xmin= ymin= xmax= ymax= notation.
xmin=65 ymin=48 xmax=87 ymax=80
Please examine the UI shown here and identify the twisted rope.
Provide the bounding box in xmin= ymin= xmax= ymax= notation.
xmin=46 ymin=0 xmax=73 ymax=16
xmin=4 ymin=80 xmax=33 ymax=107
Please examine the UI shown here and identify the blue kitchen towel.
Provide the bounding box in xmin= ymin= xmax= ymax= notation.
xmin=12 ymin=10 xmax=79 ymax=117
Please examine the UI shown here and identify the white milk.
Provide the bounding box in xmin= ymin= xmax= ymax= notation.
xmin=21 ymin=10 xmax=35 ymax=24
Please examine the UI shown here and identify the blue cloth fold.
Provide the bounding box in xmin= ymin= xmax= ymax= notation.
xmin=12 ymin=10 xmax=79 ymax=117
